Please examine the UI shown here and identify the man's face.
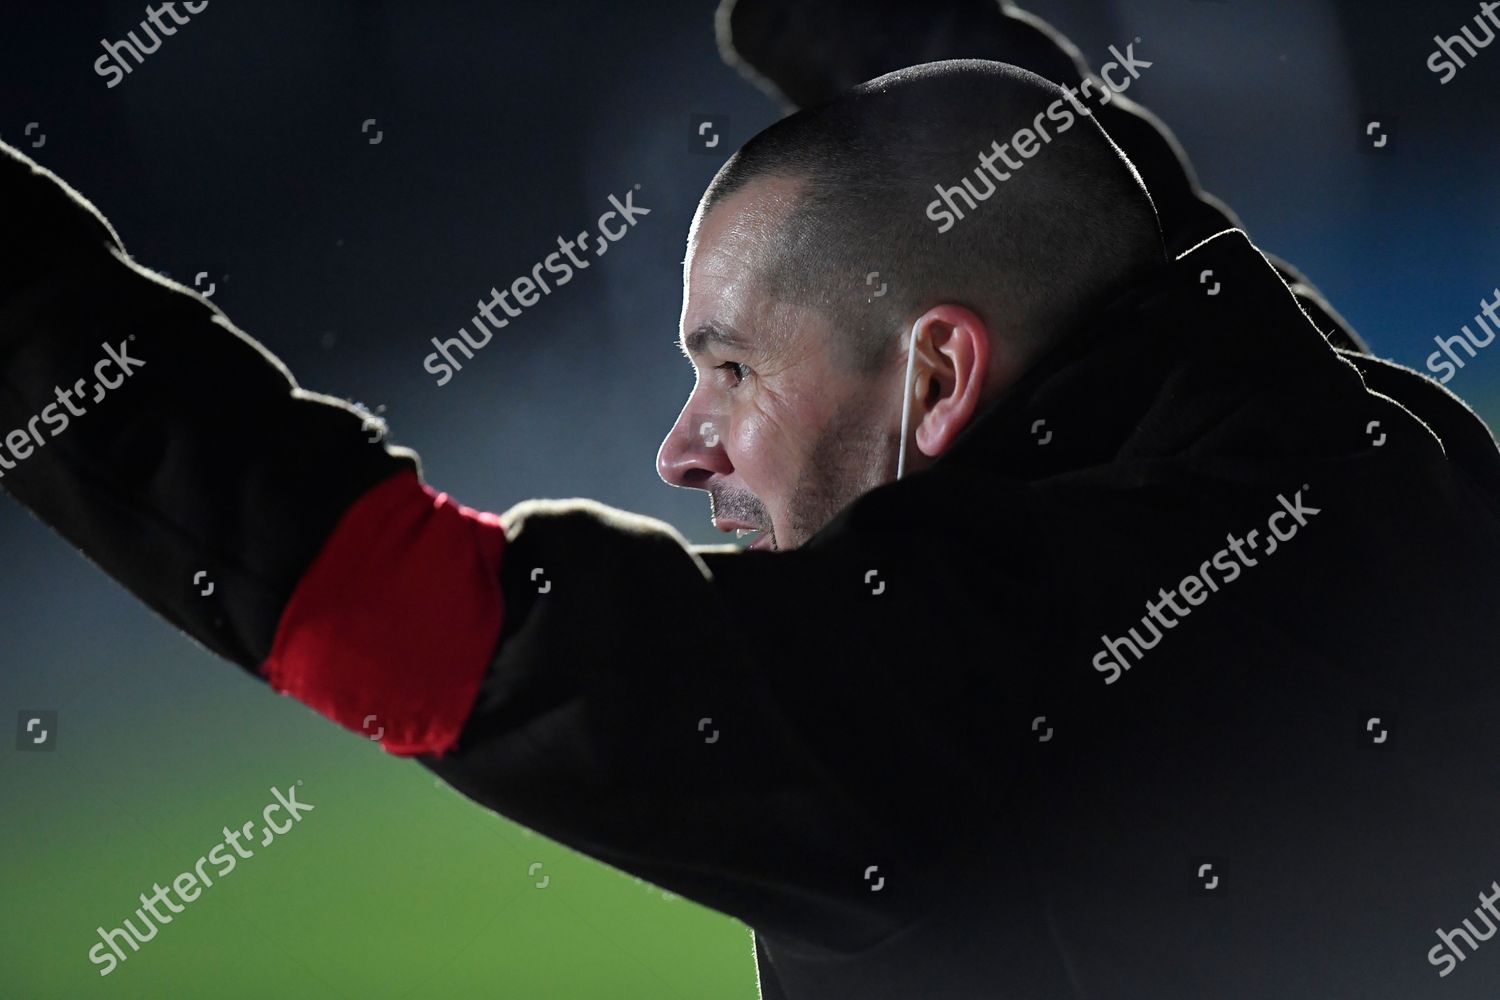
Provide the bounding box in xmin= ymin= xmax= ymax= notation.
xmin=657 ymin=177 xmax=904 ymax=551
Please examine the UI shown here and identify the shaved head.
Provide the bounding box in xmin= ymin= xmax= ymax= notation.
xmin=697 ymin=59 xmax=1165 ymax=375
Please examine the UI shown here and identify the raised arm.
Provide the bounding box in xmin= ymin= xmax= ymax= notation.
xmin=0 ymin=142 xmax=1013 ymax=952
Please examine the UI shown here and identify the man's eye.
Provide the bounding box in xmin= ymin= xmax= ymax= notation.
xmin=716 ymin=361 xmax=750 ymax=384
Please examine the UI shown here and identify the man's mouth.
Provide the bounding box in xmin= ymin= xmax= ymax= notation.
xmin=715 ymin=518 xmax=776 ymax=551
xmin=736 ymin=527 xmax=776 ymax=551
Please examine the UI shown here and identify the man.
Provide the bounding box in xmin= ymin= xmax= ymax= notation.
xmin=5 ymin=61 xmax=1500 ymax=999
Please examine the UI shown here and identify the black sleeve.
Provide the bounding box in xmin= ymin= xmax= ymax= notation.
xmin=423 ymin=491 xmax=1023 ymax=952
xmin=0 ymin=142 xmax=414 ymax=672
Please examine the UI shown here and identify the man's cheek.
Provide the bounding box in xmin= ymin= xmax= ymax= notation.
xmin=727 ymin=411 xmax=789 ymax=496
xmin=727 ymin=417 xmax=765 ymax=479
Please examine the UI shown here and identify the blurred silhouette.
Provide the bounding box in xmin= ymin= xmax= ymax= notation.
xmin=716 ymin=0 xmax=1369 ymax=353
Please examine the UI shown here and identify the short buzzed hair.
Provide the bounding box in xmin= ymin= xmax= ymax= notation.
xmin=701 ymin=59 xmax=1166 ymax=374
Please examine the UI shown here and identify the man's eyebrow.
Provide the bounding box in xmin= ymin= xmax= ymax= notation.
xmin=679 ymin=321 xmax=750 ymax=360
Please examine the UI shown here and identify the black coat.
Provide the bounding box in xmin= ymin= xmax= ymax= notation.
xmin=5 ymin=141 xmax=1500 ymax=998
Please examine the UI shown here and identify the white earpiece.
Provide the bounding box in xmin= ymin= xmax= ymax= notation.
xmin=895 ymin=318 xmax=924 ymax=481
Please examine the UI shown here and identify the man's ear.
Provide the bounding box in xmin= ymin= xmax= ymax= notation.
xmin=909 ymin=304 xmax=992 ymax=459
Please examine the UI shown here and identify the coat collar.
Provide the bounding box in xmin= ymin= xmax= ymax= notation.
xmin=939 ymin=229 xmax=1372 ymax=483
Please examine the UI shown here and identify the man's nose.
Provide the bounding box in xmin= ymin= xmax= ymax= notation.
xmin=657 ymin=412 xmax=732 ymax=488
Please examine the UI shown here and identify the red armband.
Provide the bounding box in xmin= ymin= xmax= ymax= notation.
xmin=262 ymin=469 xmax=507 ymax=756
